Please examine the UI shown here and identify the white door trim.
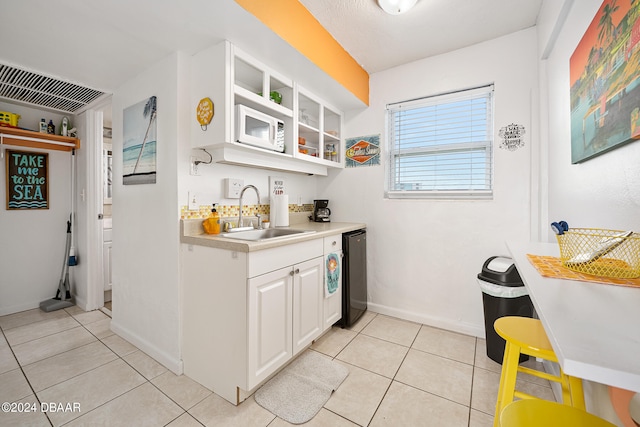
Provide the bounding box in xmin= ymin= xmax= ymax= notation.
xmin=84 ymin=109 xmax=105 ymax=310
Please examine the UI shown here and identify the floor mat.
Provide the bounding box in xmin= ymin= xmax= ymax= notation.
xmin=254 ymin=350 xmax=349 ymax=424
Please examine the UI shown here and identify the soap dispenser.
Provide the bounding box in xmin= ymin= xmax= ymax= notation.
xmin=203 ymin=203 xmax=221 ymax=235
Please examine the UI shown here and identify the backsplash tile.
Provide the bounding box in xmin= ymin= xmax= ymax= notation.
xmin=180 ymin=204 xmax=313 ymax=220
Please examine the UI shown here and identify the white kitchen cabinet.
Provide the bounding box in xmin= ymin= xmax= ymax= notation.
xmin=292 ymin=257 xmax=323 ymax=354
xmin=191 ymin=41 xmax=293 ymax=150
xmin=323 ymin=235 xmax=343 ymax=329
xmin=189 ymin=40 xmax=342 ymax=175
xmin=295 ymin=86 xmax=344 ymax=167
xmin=248 ymin=256 xmax=323 ymax=389
xmin=248 ymin=266 xmax=293 ymax=389
xmin=181 ymin=238 xmax=325 ymax=404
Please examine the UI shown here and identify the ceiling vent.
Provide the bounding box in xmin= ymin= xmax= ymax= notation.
xmin=0 ymin=64 xmax=107 ymax=114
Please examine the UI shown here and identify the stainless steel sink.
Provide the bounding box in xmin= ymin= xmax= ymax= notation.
xmin=221 ymin=228 xmax=315 ymax=241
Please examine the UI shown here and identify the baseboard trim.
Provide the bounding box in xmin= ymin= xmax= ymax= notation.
xmin=0 ymin=294 xmax=87 ymax=316
xmin=0 ymin=301 xmax=40 ymax=316
xmin=110 ymin=320 xmax=183 ymax=375
xmin=72 ymin=294 xmax=88 ymax=311
xmin=367 ymin=302 xmax=485 ymax=338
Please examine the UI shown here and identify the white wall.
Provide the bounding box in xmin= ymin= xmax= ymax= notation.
xmin=0 ymin=102 xmax=71 ymax=315
xmin=110 ymin=52 xmax=187 ymax=373
xmin=320 ymin=28 xmax=539 ymax=337
xmin=93 ymin=46 xmax=320 ymax=375
xmin=543 ymin=0 xmax=640 ymax=236
xmin=181 ymin=160 xmax=318 ymax=213
xmin=539 ymin=2 xmax=637 ymax=422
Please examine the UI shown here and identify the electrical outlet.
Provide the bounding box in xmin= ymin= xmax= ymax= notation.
xmin=190 ymin=156 xmax=200 ymax=176
xmin=225 ymin=178 xmax=244 ymax=198
xmin=188 ymin=191 xmax=198 ymax=210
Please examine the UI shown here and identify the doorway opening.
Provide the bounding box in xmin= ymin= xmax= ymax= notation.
xmin=100 ymin=104 xmax=113 ymax=316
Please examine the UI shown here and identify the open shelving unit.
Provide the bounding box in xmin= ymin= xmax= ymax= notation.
xmin=0 ymin=126 xmax=80 ymax=152
xmin=190 ymin=40 xmax=343 ymax=175
xmin=295 ymin=87 xmax=342 ymax=166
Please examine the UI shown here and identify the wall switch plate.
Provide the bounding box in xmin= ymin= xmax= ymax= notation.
xmin=188 ymin=191 xmax=198 ymax=210
xmin=225 ymin=178 xmax=244 ymax=198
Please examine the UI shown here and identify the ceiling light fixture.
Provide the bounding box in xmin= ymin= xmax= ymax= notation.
xmin=377 ymin=0 xmax=418 ymax=15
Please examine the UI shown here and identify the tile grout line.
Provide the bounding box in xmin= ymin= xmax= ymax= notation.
xmin=0 ymin=325 xmax=54 ymax=426
xmin=78 ymin=314 xmax=210 ymax=426
xmin=2 ymin=308 xmax=204 ymax=426
xmin=319 ymin=313 xmax=495 ymax=426
xmin=469 ymin=337 xmax=478 ymax=426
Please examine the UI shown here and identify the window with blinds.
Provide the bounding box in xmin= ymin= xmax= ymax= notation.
xmin=386 ymin=85 xmax=494 ymax=199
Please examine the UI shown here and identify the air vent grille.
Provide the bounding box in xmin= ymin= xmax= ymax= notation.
xmin=0 ymin=64 xmax=107 ymax=113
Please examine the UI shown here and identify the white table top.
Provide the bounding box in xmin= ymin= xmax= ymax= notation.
xmin=507 ymin=241 xmax=640 ymax=393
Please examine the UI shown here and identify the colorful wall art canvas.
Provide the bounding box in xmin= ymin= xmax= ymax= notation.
xmin=345 ymin=134 xmax=381 ymax=168
xmin=5 ymin=150 xmax=48 ymax=210
xmin=123 ymin=96 xmax=157 ymax=185
xmin=570 ymin=0 xmax=640 ymax=163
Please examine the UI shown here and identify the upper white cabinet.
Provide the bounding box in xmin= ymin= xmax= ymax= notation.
xmin=295 ymin=86 xmax=344 ymax=167
xmin=190 ymin=40 xmax=343 ymax=175
xmin=233 ymin=49 xmax=294 ymax=121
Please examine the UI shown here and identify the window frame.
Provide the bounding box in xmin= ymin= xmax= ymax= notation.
xmin=384 ymin=84 xmax=495 ymax=200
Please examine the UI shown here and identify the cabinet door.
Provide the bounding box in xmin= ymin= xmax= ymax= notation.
xmin=247 ymin=266 xmax=293 ymax=389
xmin=323 ymin=250 xmax=342 ymax=330
xmin=292 ymin=257 xmax=323 ymax=355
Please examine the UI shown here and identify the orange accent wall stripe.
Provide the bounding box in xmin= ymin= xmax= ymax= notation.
xmin=235 ymin=0 xmax=369 ymax=106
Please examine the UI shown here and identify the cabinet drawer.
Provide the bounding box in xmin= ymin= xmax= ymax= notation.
xmin=323 ymin=234 xmax=342 ymax=253
xmin=248 ymin=238 xmax=323 ymax=278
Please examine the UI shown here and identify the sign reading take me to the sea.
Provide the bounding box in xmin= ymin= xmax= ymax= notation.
xmin=6 ymin=149 xmax=49 ymax=210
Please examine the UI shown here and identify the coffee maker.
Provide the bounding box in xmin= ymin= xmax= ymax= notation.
xmin=311 ymin=199 xmax=331 ymax=222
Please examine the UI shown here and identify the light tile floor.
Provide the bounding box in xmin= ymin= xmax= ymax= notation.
xmin=0 ymin=307 xmax=555 ymax=426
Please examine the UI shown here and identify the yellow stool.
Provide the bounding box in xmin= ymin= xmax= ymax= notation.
xmin=500 ymin=399 xmax=616 ymax=427
xmin=493 ymin=316 xmax=585 ymax=427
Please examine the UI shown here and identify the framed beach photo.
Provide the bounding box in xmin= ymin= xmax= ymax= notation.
xmin=123 ymin=96 xmax=157 ymax=185
xmin=569 ymin=0 xmax=640 ymax=163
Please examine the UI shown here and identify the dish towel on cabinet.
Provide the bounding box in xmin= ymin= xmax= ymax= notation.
xmin=325 ymin=252 xmax=340 ymax=298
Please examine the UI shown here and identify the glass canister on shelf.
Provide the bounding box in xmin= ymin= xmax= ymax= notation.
xmin=325 ymin=144 xmax=337 ymax=162
xmin=325 ymin=144 xmax=333 ymax=161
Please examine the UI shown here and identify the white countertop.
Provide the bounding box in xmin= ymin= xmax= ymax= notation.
xmin=181 ymin=219 xmax=366 ymax=252
xmin=507 ymin=241 xmax=640 ymax=392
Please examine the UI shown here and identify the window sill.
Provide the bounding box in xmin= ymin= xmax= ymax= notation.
xmin=385 ymin=190 xmax=493 ymax=200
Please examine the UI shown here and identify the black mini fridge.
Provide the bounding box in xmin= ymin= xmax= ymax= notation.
xmin=342 ymin=229 xmax=367 ymax=327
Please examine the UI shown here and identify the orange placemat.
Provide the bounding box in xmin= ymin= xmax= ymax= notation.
xmin=526 ymin=254 xmax=640 ymax=288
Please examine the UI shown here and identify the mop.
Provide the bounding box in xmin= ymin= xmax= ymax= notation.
xmin=41 ymin=149 xmax=77 ymax=311
xmin=40 ymin=218 xmax=74 ymax=312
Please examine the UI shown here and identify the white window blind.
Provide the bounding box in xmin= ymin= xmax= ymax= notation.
xmin=386 ymin=85 xmax=494 ymax=199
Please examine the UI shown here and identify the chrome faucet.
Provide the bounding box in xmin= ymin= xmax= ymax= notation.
xmin=238 ymin=185 xmax=262 ymax=230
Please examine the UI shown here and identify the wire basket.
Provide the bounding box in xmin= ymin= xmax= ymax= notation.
xmin=556 ymin=228 xmax=640 ymax=279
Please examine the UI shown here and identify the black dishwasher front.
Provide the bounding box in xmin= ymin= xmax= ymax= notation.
xmin=342 ymin=229 xmax=367 ymax=327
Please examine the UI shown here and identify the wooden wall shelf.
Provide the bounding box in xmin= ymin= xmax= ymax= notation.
xmin=0 ymin=127 xmax=80 ymax=152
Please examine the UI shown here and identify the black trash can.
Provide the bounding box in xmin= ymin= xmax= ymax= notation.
xmin=477 ymin=256 xmax=534 ymax=364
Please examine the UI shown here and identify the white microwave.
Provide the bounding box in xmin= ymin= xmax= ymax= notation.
xmin=235 ymin=105 xmax=285 ymax=153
